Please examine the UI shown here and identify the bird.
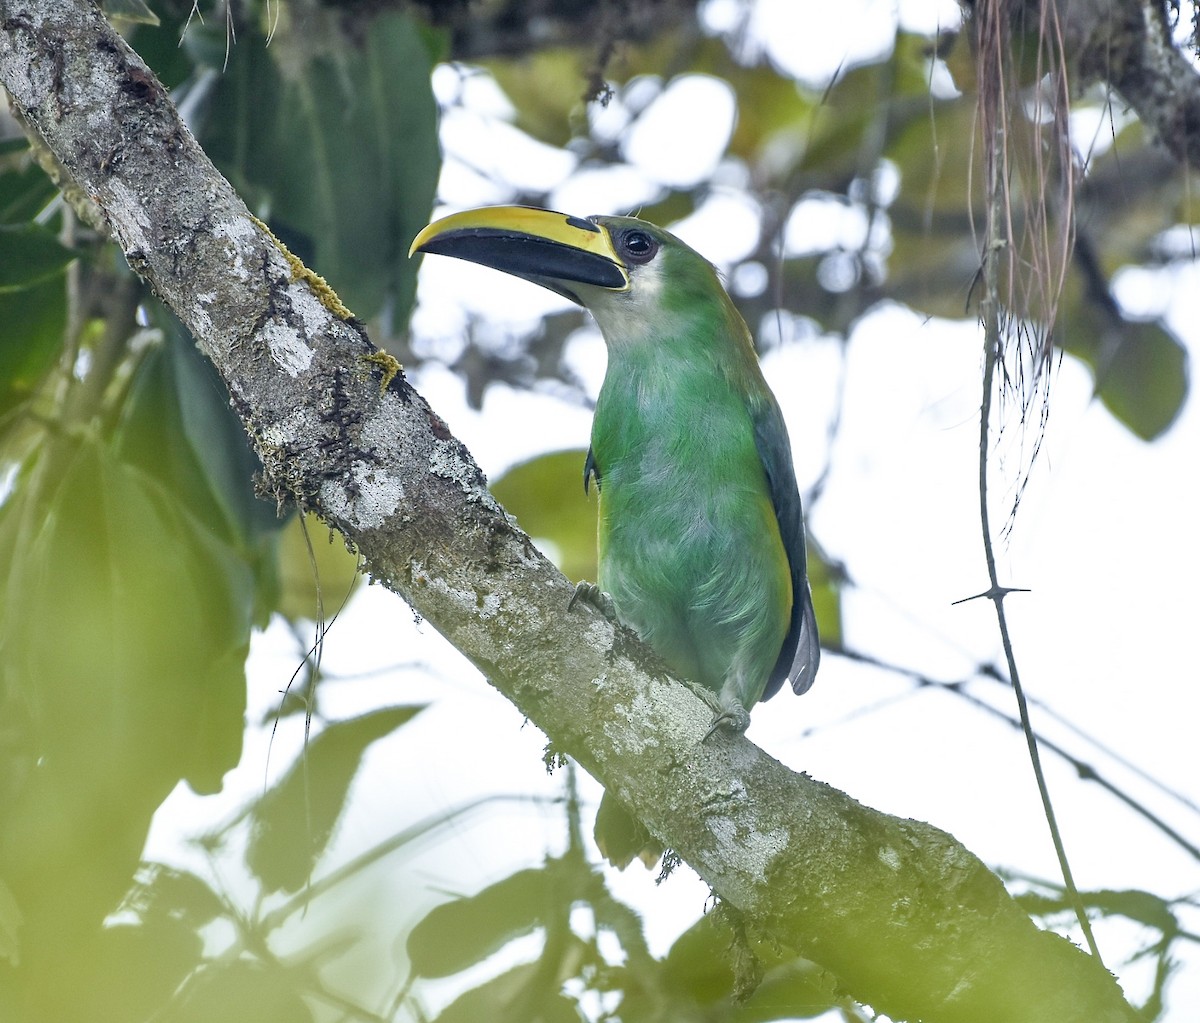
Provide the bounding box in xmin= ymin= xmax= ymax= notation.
xmin=411 ymin=206 xmax=820 ymax=866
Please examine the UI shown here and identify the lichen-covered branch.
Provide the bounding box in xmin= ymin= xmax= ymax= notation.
xmin=1059 ymin=0 xmax=1200 ymax=163
xmin=0 ymin=2 xmax=1136 ymax=1020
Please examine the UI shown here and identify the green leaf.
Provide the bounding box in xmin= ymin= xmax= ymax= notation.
xmin=407 ymin=867 xmax=559 ymax=979
xmin=128 ymin=13 xmax=209 ymax=93
xmin=734 ymin=959 xmax=836 ymax=1022
xmin=0 ymin=159 xmax=59 ymax=223
xmin=0 ymin=225 xmax=76 ymax=291
xmin=0 ymin=878 xmax=21 ymax=967
xmin=0 ymin=439 xmax=253 ymax=800
xmin=1091 ymin=319 xmax=1189 ymax=440
xmin=198 ymin=11 xmax=442 ymax=323
xmin=275 ymin=512 xmax=362 ymax=625
xmin=0 ymin=439 xmax=253 ymax=1010
xmin=0 ymin=274 xmax=66 ymax=418
xmin=660 ymin=913 xmax=738 ymax=1005
xmin=806 ymin=536 xmax=843 ymax=652
xmin=115 ymin=307 xmax=282 ymax=589
xmin=1060 ymin=302 xmax=1189 ymax=441
xmin=246 ymin=705 xmax=425 ymax=893
xmin=490 ymin=449 xmax=597 ymax=583
xmin=169 ymin=959 xmax=315 ymax=1023
xmin=659 ymin=912 xmax=836 ymax=1021
xmin=427 ymin=960 xmax=584 ymax=1023
xmin=125 ymin=863 xmax=226 ymax=930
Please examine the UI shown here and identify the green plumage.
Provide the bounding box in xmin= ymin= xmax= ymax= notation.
xmin=581 ymin=218 xmax=818 ymax=731
xmin=587 ymin=230 xmax=794 ymax=718
xmin=411 ymin=205 xmax=820 ymax=868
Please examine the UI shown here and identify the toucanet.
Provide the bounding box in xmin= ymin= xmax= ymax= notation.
xmin=411 ymin=206 xmax=820 ymax=866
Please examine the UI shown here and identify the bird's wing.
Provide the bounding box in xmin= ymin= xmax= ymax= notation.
xmin=753 ymin=399 xmax=821 ymax=698
xmin=584 ymin=446 xmax=601 ymax=494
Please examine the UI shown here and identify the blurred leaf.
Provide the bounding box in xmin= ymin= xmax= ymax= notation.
xmin=1090 ymin=318 xmax=1189 ymax=440
xmin=408 ymin=867 xmax=563 ymax=979
xmin=275 ymin=512 xmax=362 ymax=625
xmin=1 ymin=439 xmax=252 ymax=801
xmin=428 ymin=959 xmax=584 ymax=1023
xmin=735 ymin=959 xmax=836 ymax=1022
xmin=0 ymin=155 xmax=59 ymax=223
xmin=0 ymin=225 xmax=76 ymax=291
xmin=168 ymin=960 xmax=315 ymax=1023
xmin=115 ymin=308 xmax=282 ymax=627
xmin=1021 ymin=884 xmax=1181 ymax=935
xmin=123 ymin=863 xmax=227 ymax=931
xmin=806 ymin=536 xmax=843 ymax=651
xmin=198 ymin=11 xmax=442 ymax=322
xmin=118 ymin=307 xmax=282 ymax=548
xmin=247 ymin=705 xmax=425 ymax=893
xmin=491 ymin=449 xmax=597 ymax=582
xmin=127 ymin=12 xmax=195 ymax=92
xmin=659 ymin=912 xmax=739 ymax=1005
xmin=656 ymin=912 xmax=837 ymax=1021
xmin=0 ymin=273 xmax=66 ymax=418
xmin=485 ymin=49 xmax=586 ymax=147
xmin=0 ymin=878 xmax=21 ymax=967
xmin=1059 ymin=296 xmax=1189 ymax=441
xmin=85 ymin=921 xmax=204 ymax=1021
xmin=0 ymin=437 xmax=252 ymax=1016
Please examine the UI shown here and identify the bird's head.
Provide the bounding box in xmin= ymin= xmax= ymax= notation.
xmin=410 ymin=205 xmax=731 ymax=347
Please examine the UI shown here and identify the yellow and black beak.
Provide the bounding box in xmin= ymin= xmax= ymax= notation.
xmin=409 ymin=205 xmax=630 ymax=305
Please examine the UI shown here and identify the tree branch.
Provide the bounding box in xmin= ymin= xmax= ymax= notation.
xmin=1060 ymin=0 xmax=1200 ymax=164
xmin=0 ymin=3 xmax=1135 ymax=1020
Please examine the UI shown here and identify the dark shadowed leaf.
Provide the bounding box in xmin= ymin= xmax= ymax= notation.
xmin=197 ymin=11 xmax=442 ymax=323
xmin=115 ymin=309 xmax=283 ymax=626
xmin=408 ymin=867 xmax=562 ymax=979
xmin=118 ymin=309 xmax=283 ymax=549
xmin=246 ymin=705 xmax=425 ymax=893
xmin=0 ymin=274 xmax=66 ymax=418
xmin=0 ymin=151 xmax=59 ymax=222
xmin=0 ymin=225 xmax=76 ymax=291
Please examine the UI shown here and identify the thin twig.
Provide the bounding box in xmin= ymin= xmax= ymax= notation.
xmin=978 ymin=110 xmax=1103 ymax=961
xmin=829 ymin=645 xmax=1200 ymax=863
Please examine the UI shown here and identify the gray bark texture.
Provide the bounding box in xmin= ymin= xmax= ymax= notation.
xmin=0 ymin=2 xmax=1145 ymax=1020
xmin=1063 ymin=0 xmax=1200 ymax=163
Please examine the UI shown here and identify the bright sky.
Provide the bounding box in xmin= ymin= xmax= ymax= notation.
xmin=147 ymin=1 xmax=1200 ymax=1018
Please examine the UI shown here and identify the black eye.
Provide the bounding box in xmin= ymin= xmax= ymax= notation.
xmin=618 ymin=229 xmax=658 ymax=265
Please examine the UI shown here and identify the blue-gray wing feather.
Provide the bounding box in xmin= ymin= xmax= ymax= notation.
xmin=752 ymin=399 xmax=820 ymax=699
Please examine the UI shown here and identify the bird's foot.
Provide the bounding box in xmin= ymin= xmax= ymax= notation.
xmin=568 ymin=580 xmax=618 ymax=622
xmin=702 ymin=705 xmax=752 ymax=741
xmin=677 ymin=678 xmax=751 ymax=740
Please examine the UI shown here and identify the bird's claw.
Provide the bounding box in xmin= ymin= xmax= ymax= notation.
xmin=568 ymin=581 xmax=619 ymax=622
xmin=702 ymin=705 xmax=752 ymax=741
xmin=677 ymin=678 xmax=751 ymax=740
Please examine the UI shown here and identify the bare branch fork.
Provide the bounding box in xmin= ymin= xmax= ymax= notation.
xmin=0 ymin=2 xmax=1136 ymax=1020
